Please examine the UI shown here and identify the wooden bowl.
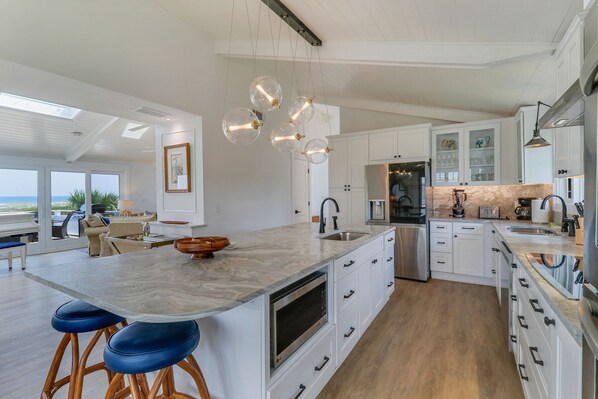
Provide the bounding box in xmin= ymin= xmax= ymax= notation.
xmin=173 ymin=236 xmax=230 ymax=259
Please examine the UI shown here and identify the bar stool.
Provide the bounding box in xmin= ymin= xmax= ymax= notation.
xmin=103 ymin=320 xmax=211 ymax=399
xmin=41 ymin=300 xmax=127 ymax=399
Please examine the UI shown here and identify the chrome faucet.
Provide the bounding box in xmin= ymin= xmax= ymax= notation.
xmin=319 ymin=197 xmax=340 ymax=234
xmin=540 ymin=194 xmax=568 ymax=232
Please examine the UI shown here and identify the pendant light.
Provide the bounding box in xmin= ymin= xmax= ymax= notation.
xmin=249 ymin=76 xmax=283 ymax=111
xmin=222 ymin=108 xmax=263 ymax=146
xmin=288 ymin=96 xmax=315 ymax=124
xmin=270 ymin=123 xmax=305 ymax=153
xmin=524 ymin=101 xmax=552 ymax=148
xmin=302 ymin=138 xmax=332 ymax=164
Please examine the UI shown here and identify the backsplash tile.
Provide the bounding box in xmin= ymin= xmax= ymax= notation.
xmin=430 ymin=184 xmax=554 ymax=220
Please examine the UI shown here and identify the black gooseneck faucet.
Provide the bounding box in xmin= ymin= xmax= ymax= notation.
xmin=540 ymin=194 xmax=569 ymax=233
xmin=319 ymin=197 xmax=340 ymax=234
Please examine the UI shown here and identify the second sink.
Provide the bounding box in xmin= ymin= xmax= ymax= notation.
xmin=320 ymin=231 xmax=369 ymax=241
xmin=508 ymin=226 xmax=557 ymax=236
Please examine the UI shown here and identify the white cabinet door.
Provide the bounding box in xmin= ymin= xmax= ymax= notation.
xmin=371 ymin=258 xmax=385 ymax=316
xmin=554 ymin=129 xmax=570 ymax=177
xmin=349 ymin=188 xmax=366 ymax=226
xmin=567 ymin=127 xmax=583 ymax=177
xmin=385 ymin=258 xmax=395 ymax=298
xmin=432 ymin=128 xmax=462 ymax=186
xmin=328 ymin=137 xmax=348 ymax=188
xmin=554 ymin=128 xmax=583 ymax=178
xmin=328 ymin=188 xmax=349 ymax=227
xmin=348 ymin=136 xmax=368 ymax=187
xmin=464 ymin=124 xmax=500 ymax=185
xmin=396 ymin=127 xmax=429 ymax=159
xmin=453 ymin=233 xmax=484 ymax=277
xmin=553 ymin=319 xmax=581 ymax=399
xmin=369 ymin=131 xmax=397 ymax=162
xmin=358 ymin=262 xmax=373 ymax=333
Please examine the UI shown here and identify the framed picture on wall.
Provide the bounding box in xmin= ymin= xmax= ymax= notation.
xmin=164 ymin=143 xmax=191 ymax=193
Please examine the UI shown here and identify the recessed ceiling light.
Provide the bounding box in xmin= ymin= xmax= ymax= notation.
xmin=554 ymin=119 xmax=568 ymax=126
xmin=70 ymin=131 xmax=83 ymax=136
xmin=122 ymin=123 xmax=149 ymax=139
xmin=0 ymin=92 xmax=81 ymax=119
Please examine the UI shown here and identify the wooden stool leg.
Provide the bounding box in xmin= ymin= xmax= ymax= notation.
xmin=73 ymin=329 xmax=105 ymax=399
xmin=147 ymin=368 xmax=169 ymax=399
xmin=104 ymin=373 xmax=125 ymax=399
xmin=21 ymin=245 xmax=26 ymax=270
xmin=176 ymin=360 xmax=211 ymax=399
xmin=7 ymin=251 xmax=12 ymax=270
xmin=68 ymin=333 xmax=80 ymax=399
xmin=186 ymin=354 xmax=208 ymax=391
xmin=127 ymin=374 xmax=143 ymax=399
xmin=41 ymin=334 xmax=71 ymax=399
xmin=137 ymin=374 xmax=151 ymax=397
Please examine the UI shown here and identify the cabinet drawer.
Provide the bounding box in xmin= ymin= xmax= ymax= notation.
xmin=384 ymin=262 xmax=395 ymax=297
xmin=268 ymin=326 xmax=336 ymax=399
xmin=384 ymin=231 xmax=395 ymax=260
xmin=384 ymin=231 xmax=396 ymax=246
xmin=334 ymin=249 xmax=360 ymax=282
xmin=430 ymin=252 xmax=453 ymax=273
xmin=335 ymin=271 xmax=359 ymax=321
xmin=517 ymin=268 xmax=555 ymax=346
xmin=430 ymin=233 xmax=452 ymax=253
xmin=336 ymin=309 xmax=360 ymax=366
xmin=430 ymin=221 xmax=452 ymax=233
xmin=453 ymin=222 xmax=483 ymax=235
xmin=518 ymin=328 xmax=547 ymax=399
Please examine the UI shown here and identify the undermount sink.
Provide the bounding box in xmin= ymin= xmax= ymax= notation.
xmin=507 ymin=226 xmax=557 ymax=236
xmin=320 ymin=231 xmax=369 ymax=241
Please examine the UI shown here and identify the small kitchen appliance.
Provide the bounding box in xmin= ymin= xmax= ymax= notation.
xmin=515 ymin=197 xmax=536 ymax=220
xmin=531 ymin=198 xmax=550 ymax=223
xmin=452 ymin=189 xmax=467 ymax=218
xmin=479 ymin=205 xmax=500 ymax=219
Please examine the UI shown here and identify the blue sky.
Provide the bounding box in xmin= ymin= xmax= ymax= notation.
xmin=0 ymin=169 xmax=119 ymax=196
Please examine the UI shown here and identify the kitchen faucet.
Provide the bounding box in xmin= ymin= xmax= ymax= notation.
xmin=319 ymin=197 xmax=340 ymax=234
xmin=540 ymin=194 xmax=569 ymax=233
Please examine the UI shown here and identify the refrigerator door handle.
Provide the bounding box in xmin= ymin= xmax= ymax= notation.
xmin=581 ymin=39 xmax=598 ymax=97
xmin=580 ymin=297 xmax=598 ymax=357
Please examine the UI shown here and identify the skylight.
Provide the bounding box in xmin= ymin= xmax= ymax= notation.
xmin=122 ymin=123 xmax=150 ymax=139
xmin=0 ymin=92 xmax=81 ymax=119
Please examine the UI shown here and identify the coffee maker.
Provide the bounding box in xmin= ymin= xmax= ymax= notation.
xmin=515 ymin=197 xmax=536 ymax=220
xmin=452 ymin=189 xmax=467 ymax=218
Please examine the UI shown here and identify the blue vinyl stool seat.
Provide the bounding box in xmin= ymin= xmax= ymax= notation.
xmin=103 ymin=321 xmax=211 ymax=399
xmin=52 ymin=300 xmax=125 ymax=333
xmin=41 ymin=300 xmax=126 ymax=399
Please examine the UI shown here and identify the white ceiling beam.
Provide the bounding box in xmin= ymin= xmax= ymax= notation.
xmin=65 ymin=116 xmax=119 ymax=163
xmin=214 ymin=41 xmax=557 ymax=69
xmin=323 ymin=96 xmax=505 ymax=123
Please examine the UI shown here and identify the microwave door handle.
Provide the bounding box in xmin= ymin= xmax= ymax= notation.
xmin=581 ymin=40 xmax=598 ymax=96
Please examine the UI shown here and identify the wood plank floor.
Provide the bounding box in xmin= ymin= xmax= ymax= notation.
xmin=318 ymin=278 xmax=524 ymax=399
xmin=0 ymin=252 xmax=523 ymax=398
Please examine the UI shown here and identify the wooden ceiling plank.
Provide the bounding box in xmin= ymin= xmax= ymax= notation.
xmin=64 ymin=116 xmax=119 ymax=163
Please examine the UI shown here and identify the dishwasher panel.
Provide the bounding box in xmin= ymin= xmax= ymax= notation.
xmin=394 ymin=224 xmax=429 ymax=281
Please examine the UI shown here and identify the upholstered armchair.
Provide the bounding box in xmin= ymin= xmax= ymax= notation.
xmin=81 ymin=218 xmax=109 ymax=256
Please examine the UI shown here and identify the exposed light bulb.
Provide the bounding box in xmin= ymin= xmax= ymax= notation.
xmin=249 ymin=76 xmax=283 ymax=112
xmin=270 ymin=123 xmax=305 ymax=153
xmin=222 ymin=108 xmax=262 ymax=146
xmin=256 ymin=84 xmax=277 ymax=107
xmin=288 ymin=96 xmax=315 ymax=125
xmin=302 ymin=138 xmax=333 ymax=164
xmin=228 ymin=120 xmax=263 ymax=132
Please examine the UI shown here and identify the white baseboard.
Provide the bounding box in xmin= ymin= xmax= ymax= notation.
xmin=431 ymin=271 xmax=495 ymax=287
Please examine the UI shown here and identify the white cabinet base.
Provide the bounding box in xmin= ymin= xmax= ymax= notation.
xmin=431 ymin=271 xmax=494 ymax=287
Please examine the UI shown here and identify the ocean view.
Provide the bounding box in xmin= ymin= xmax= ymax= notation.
xmin=0 ymin=196 xmax=70 ymax=211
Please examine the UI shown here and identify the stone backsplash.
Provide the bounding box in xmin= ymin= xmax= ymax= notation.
xmin=430 ymin=184 xmax=554 ymax=220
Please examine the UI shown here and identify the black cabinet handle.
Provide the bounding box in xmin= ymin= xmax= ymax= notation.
xmin=387 ymin=257 xmax=393 ymax=262
xmin=492 ymin=269 xmax=496 ymax=274
xmin=343 ymin=290 xmax=355 ymax=299
xmin=510 ymin=335 xmax=517 ymax=343
xmin=437 ymin=241 xmax=446 ymax=245
xmin=398 ymin=154 xmax=402 ymax=158
xmin=492 ymin=230 xmax=496 ymax=233
xmin=465 ymin=182 xmax=469 ymax=185
xmin=518 ymin=315 xmax=528 ymax=329
xmin=511 ymin=294 xmax=517 ymax=301
xmin=519 ymin=278 xmax=529 ymax=288
xmin=343 ymin=260 xmax=355 ymax=268
xmin=461 ymin=227 xmax=475 ymax=230
xmin=293 ymin=384 xmax=306 ymax=399
xmin=371 ymin=258 xmax=378 ymax=264
xmin=436 ymin=226 xmax=446 ymax=229
xmin=387 ymin=281 xmax=394 ymax=288
xmin=544 ymin=316 xmax=556 ymax=327
xmin=314 ymin=356 xmax=330 ymax=371
xmin=518 ymin=364 xmax=529 ymax=381
xmin=437 ymin=261 xmax=446 ymax=264
xmin=564 ymin=169 xmax=568 ymax=174
xmin=459 ymin=183 xmax=463 ymax=185
xmin=387 ymin=237 xmax=394 ymax=242
xmin=529 ymin=299 xmax=544 ymax=313
xmin=529 ymin=347 xmax=544 ymax=366
xmin=511 ymin=263 xmax=518 ymax=269
xmin=344 ymin=327 xmax=356 ymax=338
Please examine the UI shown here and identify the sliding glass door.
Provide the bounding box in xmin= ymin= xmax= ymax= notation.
xmin=47 ymin=171 xmax=87 ymax=249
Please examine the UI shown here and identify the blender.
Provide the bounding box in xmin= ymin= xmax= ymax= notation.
xmin=452 ymin=189 xmax=467 ymax=218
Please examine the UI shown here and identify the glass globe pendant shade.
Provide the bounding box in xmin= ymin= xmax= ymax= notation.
xmin=222 ymin=107 xmax=263 ymax=146
xmin=270 ymin=123 xmax=305 ymax=153
xmin=302 ymin=138 xmax=333 ymax=164
xmin=249 ymin=76 xmax=283 ymax=111
xmin=288 ymin=96 xmax=315 ymax=125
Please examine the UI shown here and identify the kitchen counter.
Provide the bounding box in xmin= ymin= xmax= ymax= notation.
xmin=431 ymin=215 xmax=582 ymax=341
xmin=24 ymin=223 xmax=393 ymax=323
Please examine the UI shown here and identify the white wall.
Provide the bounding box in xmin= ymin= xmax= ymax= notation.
xmin=340 ymin=106 xmax=455 ymax=133
xmin=129 ymin=162 xmax=157 ymax=212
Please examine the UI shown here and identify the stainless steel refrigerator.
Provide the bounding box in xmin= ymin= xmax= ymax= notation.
xmin=365 ymin=162 xmax=430 ymax=281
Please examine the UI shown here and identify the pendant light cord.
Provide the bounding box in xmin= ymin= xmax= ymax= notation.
xmin=223 ymin=0 xmax=236 ymax=114
xmin=316 ymin=47 xmax=333 ymax=137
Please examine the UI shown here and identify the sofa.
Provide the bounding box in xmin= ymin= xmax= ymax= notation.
xmin=82 ymin=213 xmax=156 ymax=256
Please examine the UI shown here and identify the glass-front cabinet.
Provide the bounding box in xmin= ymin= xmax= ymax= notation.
xmin=432 ymin=123 xmax=500 ymax=186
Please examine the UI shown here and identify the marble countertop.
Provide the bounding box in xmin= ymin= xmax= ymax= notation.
xmin=25 ymin=223 xmax=393 ymax=323
xmin=432 ymin=214 xmax=582 ymax=340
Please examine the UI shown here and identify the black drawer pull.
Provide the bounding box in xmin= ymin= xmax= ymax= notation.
xmin=344 ymin=326 xmax=356 ymax=338
xmin=510 ymin=335 xmax=517 ymax=343
xmin=461 ymin=227 xmax=475 ymax=230
xmin=437 ymin=261 xmax=446 ymax=264
xmin=511 ymin=263 xmax=518 ymax=269
xmin=371 ymin=258 xmax=378 ymax=264
xmin=492 ymin=269 xmax=496 ymax=274
xmin=437 ymin=241 xmax=446 ymax=245
xmin=387 ymin=237 xmax=394 ymax=242
xmin=343 ymin=290 xmax=355 ymax=299
xmin=529 ymin=299 xmax=544 ymax=313
xmin=293 ymin=384 xmax=306 ymax=399
xmin=544 ymin=316 xmax=556 ymax=327
xmin=387 ymin=281 xmax=394 ymax=288
xmin=529 ymin=347 xmax=544 ymax=366
xmin=387 ymin=257 xmax=393 ymax=262
xmin=511 ymin=295 xmax=517 ymax=301
xmin=314 ymin=356 xmax=330 ymax=371
xmin=436 ymin=226 xmax=446 ymax=229
xmin=518 ymin=315 xmax=528 ymax=329
xmin=518 ymin=364 xmax=529 ymax=381
xmin=519 ymin=278 xmax=529 ymax=288
xmin=343 ymin=260 xmax=355 ymax=268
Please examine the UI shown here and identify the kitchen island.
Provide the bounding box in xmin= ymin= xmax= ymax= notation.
xmin=25 ymin=222 xmax=396 ymax=399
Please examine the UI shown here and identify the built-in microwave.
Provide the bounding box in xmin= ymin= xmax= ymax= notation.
xmin=270 ymin=270 xmax=328 ymax=369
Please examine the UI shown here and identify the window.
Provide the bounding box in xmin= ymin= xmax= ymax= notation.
xmin=91 ymin=173 xmax=120 ymax=214
xmin=0 ymin=168 xmax=39 ymax=243
xmin=0 ymin=92 xmax=81 ymax=119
